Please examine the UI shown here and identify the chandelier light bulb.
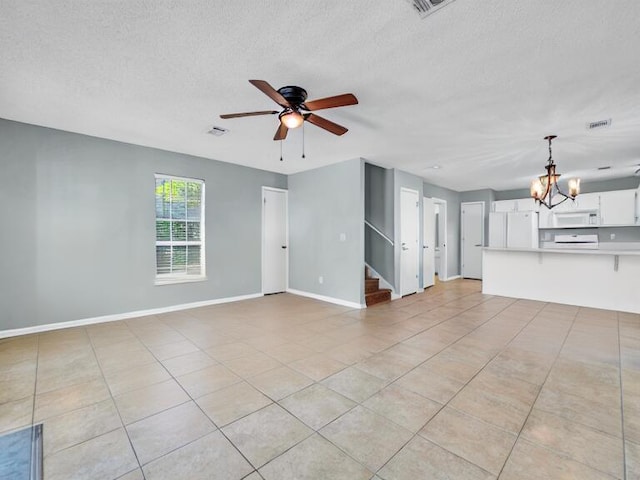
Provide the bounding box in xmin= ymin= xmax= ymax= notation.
xmin=530 ymin=135 xmax=580 ymax=209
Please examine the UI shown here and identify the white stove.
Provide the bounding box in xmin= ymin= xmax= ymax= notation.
xmin=552 ymin=234 xmax=599 ymax=249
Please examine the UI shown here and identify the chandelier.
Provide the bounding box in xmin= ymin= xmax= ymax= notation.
xmin=530 ymin=135 xmax=580 ymax=209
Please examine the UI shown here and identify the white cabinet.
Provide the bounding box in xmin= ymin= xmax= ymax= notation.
xmin=515 ymin=198 xmax=538 ymax=212
xmin=492 ymin=198 xmax=537 ymax=213
xmin=600 ymin=189 xmax=638 ymax=226
xmin=492 ymin=200 xmax=515 ymax=212
xmin=574 ymin=192 xmax=600 ymax=211
xmin=538 ymin=206 xmax=553 ymax=228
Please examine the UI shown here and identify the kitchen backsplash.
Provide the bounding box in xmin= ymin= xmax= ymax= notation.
xmin=539 ymin=226 xmax=640 ymax=247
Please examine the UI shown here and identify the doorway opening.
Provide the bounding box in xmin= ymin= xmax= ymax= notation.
xmin=432 ymin=198 xmax=448 ymax=281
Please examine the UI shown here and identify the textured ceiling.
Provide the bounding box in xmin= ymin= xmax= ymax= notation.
xmin=1 ymin=1 xmax=640 ymax=191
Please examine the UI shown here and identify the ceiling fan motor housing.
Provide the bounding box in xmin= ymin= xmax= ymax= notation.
xmin=277 ymin=86 xmax=308 ymax=107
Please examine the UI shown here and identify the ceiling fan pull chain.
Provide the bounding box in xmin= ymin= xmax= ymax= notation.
xmin=280 ymin=140 xmax=283 ymax=162
xmin=302 ymin=122 xmax=306 ymax=159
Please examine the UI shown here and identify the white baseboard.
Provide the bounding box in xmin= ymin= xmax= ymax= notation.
xmin=287 ymin=289 xmax=365 ymax=309
xmin=441 ymin=275 xmax=461 ymax=282
xmin=0 ymin=293 xmax=264 ymax=339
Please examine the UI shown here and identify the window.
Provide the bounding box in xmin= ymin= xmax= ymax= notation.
xmin=155 ymin=174 xmax=205 ymax=284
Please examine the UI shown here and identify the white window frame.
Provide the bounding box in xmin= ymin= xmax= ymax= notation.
xmin=154 ymin=174 xmax=206 ymax=285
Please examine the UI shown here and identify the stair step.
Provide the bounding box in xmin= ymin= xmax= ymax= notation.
xmin=365 ymin=278 xmax=380 ymax=293
xmin=365 ymin=289 xmax=392 ymax=307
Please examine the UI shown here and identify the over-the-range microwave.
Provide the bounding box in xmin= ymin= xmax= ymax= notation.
xmin=553 ymin=210 xmax=599 ymax=227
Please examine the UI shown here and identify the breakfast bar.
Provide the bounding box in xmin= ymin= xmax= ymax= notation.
xmin=482 ymin=247 xmax=640 ymax=314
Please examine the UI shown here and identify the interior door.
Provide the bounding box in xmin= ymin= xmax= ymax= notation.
xmin=461 ymin=201 xmax=484 ymax=279
xmin=423 ymin=196 xmax=435 ymax=288
xmin=401 ymin=188 xmax=419 ymax=296
xmin=262 ymin=188 xmax=288 ymax=294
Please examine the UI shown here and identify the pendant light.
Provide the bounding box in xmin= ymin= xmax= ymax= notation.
xmin=530 ymin=135 xmax=580 ymax=209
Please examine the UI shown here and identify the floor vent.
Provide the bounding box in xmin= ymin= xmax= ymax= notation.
xmin=405 ymin=0 xmax=456 ymax=19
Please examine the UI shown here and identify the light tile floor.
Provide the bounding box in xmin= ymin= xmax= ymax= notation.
xmin=1 ymin=279 xmax=639 ymax=479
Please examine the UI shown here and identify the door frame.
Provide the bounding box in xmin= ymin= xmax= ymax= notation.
xmin=423 ymin=196 xmax=435 ymax=288
xmin=261 ymin=186 xmax=289 ymax=294
xmin=461 ymin=201 xmax=485 ymax=279
xmin=400 ymin=187 xmax=420 ymax=296
xmin=433 ymin=197 xmax=448 ymax=281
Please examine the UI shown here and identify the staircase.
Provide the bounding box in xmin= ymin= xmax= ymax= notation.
xmin=365 ymin=269 xmax=392 ymax=307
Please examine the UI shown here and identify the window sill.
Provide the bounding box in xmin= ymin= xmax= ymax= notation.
xmin=155 ymin=276 xmax=207 ymax=286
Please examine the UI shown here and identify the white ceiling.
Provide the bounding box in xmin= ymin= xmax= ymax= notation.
xmin=2 ymin=1 xmax=640 ymax=191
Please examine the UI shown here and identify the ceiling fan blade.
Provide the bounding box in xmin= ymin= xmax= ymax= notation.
xmin=249 ymin=80 xmax=291 ymax=108
xmin=303 ymin=93 xmax=358 ymax=111
xmin=274 ymin=123 xmax=288 ymax=141
xmin=304 ymin=113 xmax=348 ymax=136
xmin=220 ymin=110 xmax=278 ymax=119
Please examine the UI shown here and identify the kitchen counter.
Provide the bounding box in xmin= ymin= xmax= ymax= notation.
xmin=482 ymin=247 xmax=640 ymax=314
xmin=484 ymin=247 xmax=640 ymax=256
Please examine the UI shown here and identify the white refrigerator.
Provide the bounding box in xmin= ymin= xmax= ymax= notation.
xmin=489 ymin=211 xmax=538 ymax=248
xmin=507 ymin=211 xmax=538 ymax=248
xmin=489 ymin=212 xmax=507 ymax=247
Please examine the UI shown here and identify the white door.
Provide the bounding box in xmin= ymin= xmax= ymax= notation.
xmin=423 ymin=197 xmax=435 ymax=288
xmin=262 ymin=188 xmax=288 ymax=294
xmin=461 ymin=201 xmax=484 ymax=279
xmin=433 ymin=198 xmax=448 ymax=281
xmin=401 ymin=188 xmax=420 ymax=296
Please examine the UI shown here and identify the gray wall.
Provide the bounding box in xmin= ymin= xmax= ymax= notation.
xmin=364 ymin=163 xmax=394 ymax=238
xmin=0 ymin=119 xmax=286 ymax=330
xmin=364 ymin=163 xmax=394 ymax=284
xmin=423 ymin=182 xmax=462 ymax=278
xmin=494 ymin=177 xmax=640 ymax=200
xmin=288 ymin=158 xmax=364 ymax=305
xmin=394 ymin=170 xmax=425 ymax=290
xmin=539 ymin=227 xmax=640 ymax=244
xmin=460 ymin=189 xmax=496 ymax=246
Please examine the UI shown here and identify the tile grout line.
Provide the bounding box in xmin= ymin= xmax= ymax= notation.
xmin=255 ymin=284 xmax=497 ymax=477
xmin=18 ymin=284 xmax=512 ymax=478
xmin=617 ymin=312 xmax=628 ymax=480
xmin=360 ymin=296 xmax=539 ymax=477
xmin=85 ymin=324 xmax=147 ymax=478
xmin=372 ymin=305 xmax=547 ymax=477
xmin=28 ymin=332 xmax=40 ymax=477
xmin=124 ymin=319 xmax=262 ymax=477
xmin=30 ymin=333 xmax=40 ymax=428
xmin=493 ymin=305 xmax=579 ymax=479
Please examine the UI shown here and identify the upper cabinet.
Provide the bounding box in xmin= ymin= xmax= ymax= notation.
xmin=535 ymin=189 xmax=638 ymax=228
xmin=571 ymin=192 xmax=600 ymax=211
xmin=492 ymin=200 xmax=515 ymax=213
xmin=515 ymin=198 xmax=537 ymax=212
xmin=492 ymin=198 xmax=538 ymax=213
xmin=600 ymin=189 xmax=638 ymax=226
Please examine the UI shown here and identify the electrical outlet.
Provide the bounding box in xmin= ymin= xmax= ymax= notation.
xmin=610 ymin=233 xmax=616 ymax=240
xmin=318 ymin=276 xmax=324 ymax=284
xmin=339 ymin=233 xmax=346 ymax=242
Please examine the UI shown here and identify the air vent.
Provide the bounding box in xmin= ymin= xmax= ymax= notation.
xmin=405 ymin=0 xmax=457 ymax=18
xmin=207 ymin=126 xmax=229 ymax=136
xmin=586 ymin=118 xmax=612 ymax=130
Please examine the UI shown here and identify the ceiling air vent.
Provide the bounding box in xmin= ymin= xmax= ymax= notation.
xmin=207 ymin=126 xmax=229 ymax=136
xmin=586 ymin=118 xmax=612 ymax=130
xmin=405 ymin=0 xmax=457 ymax=19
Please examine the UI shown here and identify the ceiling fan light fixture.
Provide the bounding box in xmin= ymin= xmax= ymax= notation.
xmin=279 ymin=110 xmax=304 ymax=129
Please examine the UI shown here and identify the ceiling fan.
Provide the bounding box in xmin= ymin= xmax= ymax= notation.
xmin=220 ymin=80 xmax=358 ymax=140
